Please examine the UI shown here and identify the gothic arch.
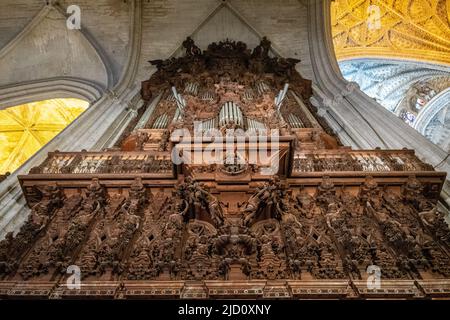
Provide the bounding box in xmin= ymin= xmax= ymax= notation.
xmin=414 ymin=88 xmax=450 ymax=151
xmin=329 ymin=0 xmax=450 ymax=156
xmin=0 ymin=78 xmax=103 ymax=111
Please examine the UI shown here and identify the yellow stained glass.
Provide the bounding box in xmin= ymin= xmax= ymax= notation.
xmin=0 ymin=98 xmax=89 ymax=174
xmin=331 ymin=0 xmax=450 ymax=65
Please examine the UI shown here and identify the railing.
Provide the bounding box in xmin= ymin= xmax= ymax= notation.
xmin=292 ymin=150 xmax=434 ymax=173
xmin=29 ymin=152 xmax=174 ymax=175
xmin=28 ymin=148 xmax=435 ymax=176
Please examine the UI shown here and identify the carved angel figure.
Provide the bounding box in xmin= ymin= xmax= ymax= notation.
xmin=241 ymin=177 xmax=287 ymax=226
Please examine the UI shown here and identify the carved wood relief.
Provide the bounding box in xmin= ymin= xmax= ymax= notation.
xmin=0 ymin=37 xmax=449 ymax=299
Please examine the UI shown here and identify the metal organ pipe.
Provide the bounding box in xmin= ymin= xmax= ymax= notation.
xmin=238 ymin=105 xmax=241 ymax=124
xmin=275 ymin=90 xmax=282 ymax=106
xmin=184 ymin=82 xmax=198 ymax=96
xmin=153 ymin=115 xmax=160 ymax=129
xmin=275 ymin=83 xmax=289 ymax=110
xmin=152 ymin=113 xmax=169 ymax=129
xmin=231 ymin=102 xmax=235 ymax=123
xmin=280 ymin=83 xmax=289 ymax=104
xmin=226 ymin=102 xmax=229 ymax=123
xmin=219 ymin=102 xmax=244 ymax=127
xmin=171 ymin=86 xmax=187 ymax=123
xmin=171 ymin=86 xmax=185 ymax=112
xmin=287 ymin=113 xmax=304 ymax=128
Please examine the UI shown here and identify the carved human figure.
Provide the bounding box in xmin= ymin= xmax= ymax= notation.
xmin=402 ymin=175 xmax=423 ymax=204
xmin=419 ymin=206 xmax=439 ymax=228
xmin=182 ymin=36 xmax=201 ymax=56
xmin=241 ymin=177 xmax=287 ymax=226
xmin=325 ymin=203 xmax=341 ymax=231
xmin=419 ymin=205 xmax=450 ymax=243
xmin=176 ymin=177 xmax=225 ymax=227
xmin=260 ymin=235 xmax=275 ymax=256
xmin=316 ymin=176 xmax=336 ymax=206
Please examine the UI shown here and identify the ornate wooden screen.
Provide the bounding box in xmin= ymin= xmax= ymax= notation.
xmin=0 ymin=38 xmax=449 ymax=299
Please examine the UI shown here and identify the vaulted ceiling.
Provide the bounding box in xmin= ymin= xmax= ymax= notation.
xmin=331 ymin=0 xmax=450 ymax=66
xmin=0 ymin=0 xmax=314 ymax=89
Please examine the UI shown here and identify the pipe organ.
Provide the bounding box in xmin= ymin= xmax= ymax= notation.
xmin=1 ymin=37 xmax=449 ymax=300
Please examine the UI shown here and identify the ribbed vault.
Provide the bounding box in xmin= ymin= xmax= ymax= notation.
xmin=0 ymin=98 xmax=88 ymax=174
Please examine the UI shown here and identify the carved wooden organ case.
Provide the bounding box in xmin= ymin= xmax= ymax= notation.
xmin=1 ymin=37 xmax=449 ymax=299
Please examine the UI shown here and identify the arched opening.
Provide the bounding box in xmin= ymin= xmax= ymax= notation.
xmin=330 ymin=0 xmax=450 ymax=151
xmin=0 ymin=98 xmax=89 ymax=175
